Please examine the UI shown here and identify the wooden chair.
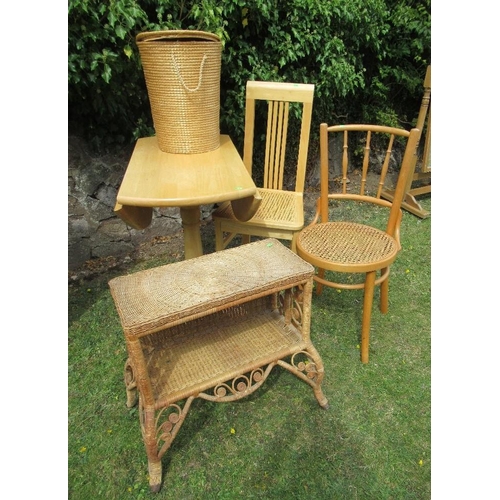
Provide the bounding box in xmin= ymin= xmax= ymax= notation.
xmin=382 ymin=65 xmax=431 ymax=218
xmin=213 ymin=81 xmax=314 ymax=252
xmin=296 ymin=124 xmax=420 ymax=363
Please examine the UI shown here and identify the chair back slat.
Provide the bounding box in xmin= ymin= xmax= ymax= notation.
xmin=341 ymin=130 xmax=349 ymax=194
xmin=243 ymin=97 xmax=256 ymax=176
xmin=264 ymin=101 xmax=289 ymax=189
xmin=244 ymin=81 xmax=314 ymax=193
xmin=320 ymin=124 xmax=419 ymax=237
xmin=295 ymin=100 xmax=313 ymax=193
xmin=360 ymin=130 xmax=372 ymax=195
xmin=377 ymin=134 xmax=395 ymax=198
xmin=319 ymin=123 xmax=329 ymax=222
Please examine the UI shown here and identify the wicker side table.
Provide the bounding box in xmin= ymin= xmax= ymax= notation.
xmin=109 ymin=238 xmax=328 ymax=492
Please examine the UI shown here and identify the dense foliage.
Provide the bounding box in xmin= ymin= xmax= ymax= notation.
xmin=68 ymin=0 xmax=430 ymax=152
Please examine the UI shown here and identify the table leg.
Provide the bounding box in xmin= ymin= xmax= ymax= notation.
xmin=179 ymin=206 xmax=203 ymax=259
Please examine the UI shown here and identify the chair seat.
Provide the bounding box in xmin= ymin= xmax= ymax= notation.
xmin=297 ymin=221 xmax=399 ymax=272
xmin=213 ymin=188 xmax=304 ymax=231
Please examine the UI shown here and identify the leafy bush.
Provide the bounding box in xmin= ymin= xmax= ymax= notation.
xmin=68 ymin=0 xmax=430 ymax=153
xmin=68 ymin=0 xmax=152 ymax=150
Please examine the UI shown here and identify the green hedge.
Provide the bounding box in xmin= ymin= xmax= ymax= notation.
xmin=68 ymin=0 xmax=430 ymax=152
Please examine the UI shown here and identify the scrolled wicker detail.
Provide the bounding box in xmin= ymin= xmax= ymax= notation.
xmin=159 ymin=403 xmax=188 ymax=458
xmin=236 ymin=380 xmax=247 ymax=392
xmin=210 ymin=367 xmax=267 ymax=401
xmin=277 ymin=285 xmax=304 ymax=329
xmin=290 ymin=351 xmax=320 ymax=382
xmin=137 ymin=401 xmax=187 ymax=460
xmin=215 ymin=386 xmax=227 ymax=397
xmin=156 ymin=404 xmax=182 ymax=443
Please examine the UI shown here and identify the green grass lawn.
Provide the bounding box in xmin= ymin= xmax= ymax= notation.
xmin=68 ymin=197 xmax=431 ymax=499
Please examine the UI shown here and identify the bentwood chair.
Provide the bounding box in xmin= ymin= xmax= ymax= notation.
xmin=296 ymin=124 xmax=420 ymax=363
xmin=213 ymin=81 xmax=314 ymax=252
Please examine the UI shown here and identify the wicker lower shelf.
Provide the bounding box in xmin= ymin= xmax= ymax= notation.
xmin=142 ymin=297 xmax=306 ymax=406
xmin=109 ymin=238 xmax=328 ymax=493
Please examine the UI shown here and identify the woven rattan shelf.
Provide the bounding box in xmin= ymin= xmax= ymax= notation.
xmin=109 ymin=238 xmax=328 ymax=492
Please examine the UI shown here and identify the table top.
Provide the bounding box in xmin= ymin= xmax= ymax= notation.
xmin=116 ymin=135 xmax=257 ymax=208
xmin=109 ymin=238 xmax=314 ymax=337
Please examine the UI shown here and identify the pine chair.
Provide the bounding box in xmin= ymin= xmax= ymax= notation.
xmin=213 ymin=81 xmax=314 ymax=252
xmin=296 ymin=124 xmax=420 ymax=363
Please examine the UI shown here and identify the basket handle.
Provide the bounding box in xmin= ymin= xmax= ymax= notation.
xmin=171 ymin=53 xmax=207 ymax=93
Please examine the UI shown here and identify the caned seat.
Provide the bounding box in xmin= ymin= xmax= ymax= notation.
xmin=296 ymin=124 xmax=420 ymax=363
xmin=212 ymin=80 xmax=314 ymax=252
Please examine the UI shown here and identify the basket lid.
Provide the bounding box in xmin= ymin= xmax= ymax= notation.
xmin=136 ymin=30 xmax=220 ymax=44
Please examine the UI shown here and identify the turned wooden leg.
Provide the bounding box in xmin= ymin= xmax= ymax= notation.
xmin=380 ymin=268 xmax=389 ymax=314
xmin=361 ymin=271 xmax=376 ymax=364
xmin=315 ymin=268 xmax=325 ymax=295
xmin=179 ymin=206 xmax=203 ymax=259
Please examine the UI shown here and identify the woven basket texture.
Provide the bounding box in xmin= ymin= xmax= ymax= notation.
xmin=136 ymin=30 xmax=222 ymax=154
xmin=108 ymin=238 xmax=314 ymax=338
xmin=215 ymin=188 xmax=302 ymax=226
xmin=298 ymin=221 xmax=398 ymax=266
xmin=140 ymin=296 xmax=303 ymax=404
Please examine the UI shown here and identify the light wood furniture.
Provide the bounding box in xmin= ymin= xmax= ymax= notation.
xmin=382 ymin=65 xmax=431 ymax=218
xmin=296 ymin=124 xmax=420 ymax=363
xmin=212 ymin=81 xmax=314 ymax=252
xmin=109 ymin=238 xmax=328 ymax=492
xmin=114 ymin=134 xmax=261 ymax=259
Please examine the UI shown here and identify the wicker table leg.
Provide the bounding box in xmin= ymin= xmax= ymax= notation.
xmin=124 ymin=359 xmax=138 ymax=408
xmin=148 ymin=461 xmax=163 ymax=493
xmin=140 ymin=406 xmax=163 ymax=492
xmin=277 ymin=347 xmax=329 ymax=410
xmin=139 ymin=397 xmax=196 ymax=492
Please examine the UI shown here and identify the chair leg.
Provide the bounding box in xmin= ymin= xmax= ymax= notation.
xmin=291 ymin=233 xmax=297 ymax=253
xmin=241 ymin=234 xmax=251 ymax=244
xmin=214 ymin=220 xmax=224 ymax=251
xmin=380 ymin=267 xmax=389 ymax=314
xmin=361 ymin=271 xmax=376 ymax=364
xmin=214 ymin=221 xmax=240 ymax=251
xmin=315 ymin=268 xmax=325 ymax=295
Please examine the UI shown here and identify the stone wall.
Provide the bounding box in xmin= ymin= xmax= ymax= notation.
xmin=68 ymin=136 xmax=213 ymax=271
xmin=68 ymin=132 xmax=399 ymax=275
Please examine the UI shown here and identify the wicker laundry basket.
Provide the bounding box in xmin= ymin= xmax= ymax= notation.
xmin=136 ymin=30 xmax=222 ymax=154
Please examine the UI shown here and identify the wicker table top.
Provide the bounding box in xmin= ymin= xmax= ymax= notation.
xmin=109 ymin=238 xmax=314 ymax=338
